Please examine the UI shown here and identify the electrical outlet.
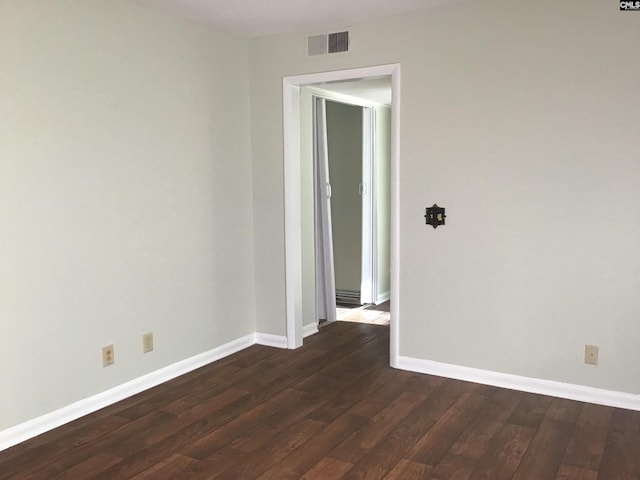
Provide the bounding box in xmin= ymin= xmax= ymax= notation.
xmin=584 ymin=344 xmax=599 ymax=365
xmin=102 ymin=344 xmax=114 ymax=367
xmin=142 ymin=332 xmax=154 ymax=353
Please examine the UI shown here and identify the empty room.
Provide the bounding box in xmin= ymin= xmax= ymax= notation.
xmin=1 ymin=0 xmax=639 ymax=478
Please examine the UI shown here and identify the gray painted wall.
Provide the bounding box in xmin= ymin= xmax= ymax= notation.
xmin=249 ymin=0 xmax=640 ymax=394
xmin=326 ymin=101 xmax=363 ymax=294
xmin=1 ymin=0 xmax=255 ymax=431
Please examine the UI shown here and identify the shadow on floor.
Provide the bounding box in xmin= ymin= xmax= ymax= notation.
xmin=336 ymin=301 xmax=390 ymax=326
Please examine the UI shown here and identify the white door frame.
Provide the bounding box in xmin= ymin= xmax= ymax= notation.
xmin=360 ymin=105 xmax=375 ymax=306
xmin=282 ymin=64 xmax=401 ymax=367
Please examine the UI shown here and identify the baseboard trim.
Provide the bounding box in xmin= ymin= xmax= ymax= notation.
xmin=303 ymin=323 xmax=319 ymax=338
xmin=0 ymin=333 xmax=256 ymax=452
xmin=375 ymin=291 xmax=390 ymax=305
xmin=396 ymin=356 xmax=640 ymax=411
xmin=255 ymin=333 xmax=288 ymax=349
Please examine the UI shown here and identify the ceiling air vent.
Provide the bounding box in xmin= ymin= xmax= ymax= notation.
xmin=307 ymin=31 xmax=350 ymax=56
xmin=328 ymin=31 xmax=349 ymax=53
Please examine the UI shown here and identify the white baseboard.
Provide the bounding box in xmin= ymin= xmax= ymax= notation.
xmin=303 ymin=323 xmax=319 ymax=338
xmin=0 ymin=333 xmax=256 ymax=452
xmin=396 ymin=356 xmax=640 ymax=411
xmin=255 ymin=332 xmax=288 ymax=349
xmin=375 ymin=291 xmax=390 ymax=305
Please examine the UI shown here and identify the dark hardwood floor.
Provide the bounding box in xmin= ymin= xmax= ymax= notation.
xmin=2 ymin=322 xmax=640 ymax=479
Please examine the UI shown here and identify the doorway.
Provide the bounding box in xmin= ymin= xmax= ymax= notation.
xmin=282 ymin=64 xmax=401 ymax=368
xmin=325 ymin=100 xmax=365 ymax=310
xmin=313 ymin=95 xmax=389 ymax=327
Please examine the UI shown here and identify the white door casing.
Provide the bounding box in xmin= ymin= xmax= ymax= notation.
xmin=282 ymin=64 xmax=401 ymax=368
xmin=360 ymin=106 xmax=375 ymax=305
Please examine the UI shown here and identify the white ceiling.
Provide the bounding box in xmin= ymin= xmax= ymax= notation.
xmin=129 ymin=0 xmax=456 ymax=37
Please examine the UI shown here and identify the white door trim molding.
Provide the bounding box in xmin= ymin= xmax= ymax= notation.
xmin=282 ymin=64 xmax=401 ymax=366
xmin=283 ymin=75 xmax=304 ymax=349
xmin=360 ymin=106 xmax=375 ymax=306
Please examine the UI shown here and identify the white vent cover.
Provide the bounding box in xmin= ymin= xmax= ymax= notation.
xmin=307 ymin=31 xmax=350 ymax=56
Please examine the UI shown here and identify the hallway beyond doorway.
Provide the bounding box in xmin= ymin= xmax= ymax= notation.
xmin=336 ymin=301 xmax=390 ymax=326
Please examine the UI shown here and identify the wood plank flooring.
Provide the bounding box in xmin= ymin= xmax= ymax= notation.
xmin=2 ymin=322 xmax=640 ymax=479
xmin=336 ymin=303 xmax=390 ymax=326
